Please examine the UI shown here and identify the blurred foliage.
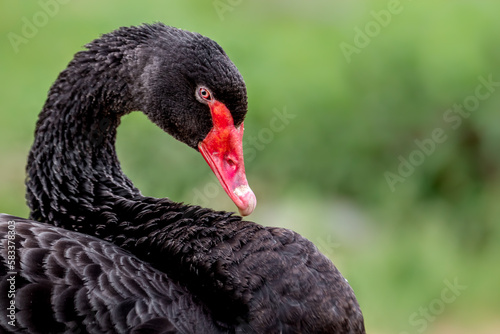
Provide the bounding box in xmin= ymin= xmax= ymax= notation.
xmin=1 ymin=1 xmax=499 ymax=333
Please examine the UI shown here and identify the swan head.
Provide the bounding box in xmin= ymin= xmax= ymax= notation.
xmin=133 ymin=24 xmax=256 ymax=216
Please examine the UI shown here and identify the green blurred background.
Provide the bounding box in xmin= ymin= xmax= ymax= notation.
xmin=1 ymin=1 xmax=499 ymax=333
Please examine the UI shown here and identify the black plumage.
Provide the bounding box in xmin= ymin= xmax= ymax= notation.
xmin=1 ymin=23 xmax=365 ymax=333
xmin=0 ymin=214 xmax=217 ymax=334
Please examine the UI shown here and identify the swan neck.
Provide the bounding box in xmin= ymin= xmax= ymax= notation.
xmin=26 ymin=44 xmax=143 ymax=228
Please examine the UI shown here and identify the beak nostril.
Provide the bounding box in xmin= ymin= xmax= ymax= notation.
xmin=225 ymin=156 xmax=237 ymax=167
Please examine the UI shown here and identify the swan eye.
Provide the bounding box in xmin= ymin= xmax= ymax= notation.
xmin=198 ymin=87 xmax=212 ymax=101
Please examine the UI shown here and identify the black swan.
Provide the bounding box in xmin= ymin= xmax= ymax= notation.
xmin=0 ymin=23 xmax=365 ymax=333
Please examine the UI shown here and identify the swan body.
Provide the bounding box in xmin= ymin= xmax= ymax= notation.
xmin=0 ymin=23 xmax=365 ymax=333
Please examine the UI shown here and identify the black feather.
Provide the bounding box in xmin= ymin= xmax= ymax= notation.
xmin=1 ymin=23 xmax=364 ymax=333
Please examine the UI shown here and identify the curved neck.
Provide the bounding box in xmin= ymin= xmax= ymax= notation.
xmin=24 ymin=38 xmax=253 ymax=325
xmin=27 ymin=42 xmax=143 ymax=228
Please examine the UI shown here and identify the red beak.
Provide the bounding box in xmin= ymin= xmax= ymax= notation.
xmin=198 ymin=100 xmax=256 ymax=216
